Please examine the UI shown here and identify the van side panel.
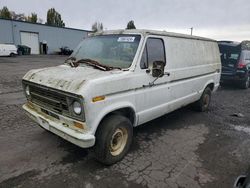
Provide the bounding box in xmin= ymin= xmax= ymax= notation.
xmin=136 ymin=36 xmax=221 ymax=125
xmin=165 ymin=37 xmax=221 ymax=93
xmin=165 ymin=37 xmax=221 ymax=81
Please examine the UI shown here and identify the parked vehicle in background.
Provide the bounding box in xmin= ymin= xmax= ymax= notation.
xmin=59 ymin=46 xmax=73 ymax=55
xmin=218 ymin=41 xmax=250 ymax=89
xmin=0 ymin=44 xmax=18 ymax=57
xmin=22 ymin=29 xmax=221 ymax=165
xmin=17 ymin=45 xmax=31 ymax=55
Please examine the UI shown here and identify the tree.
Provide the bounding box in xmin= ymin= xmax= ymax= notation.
xmin=26 ymin=13 xmax=37 ymax=23
xmin=0 ymin=6 xmax=11 ymax=19
xmin=11 ymin=12 xmax=26 ymax=21
xmin=126 ymin=20 xmax=136 ymax=29
xmin=91 ymin=22 xmax=104 ymax=32
xmin=0 ymin=6 xmax=41 ymax=23
xmin=46 ymin=8 xmax=65 ymax=27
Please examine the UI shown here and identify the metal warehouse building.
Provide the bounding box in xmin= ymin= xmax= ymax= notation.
xmin=0 ymin=18 xmax=90 ymax=54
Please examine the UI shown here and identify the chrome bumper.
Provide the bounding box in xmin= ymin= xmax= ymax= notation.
xmin=23 ymin=103 xmax=95 ymax=148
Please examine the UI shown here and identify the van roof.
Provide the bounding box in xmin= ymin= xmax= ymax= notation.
xmin=91 ymin=29 xmax=216 ymax=42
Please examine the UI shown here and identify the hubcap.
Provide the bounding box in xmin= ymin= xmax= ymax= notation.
xmin=110 ymin=128 xmax=128 ymax=156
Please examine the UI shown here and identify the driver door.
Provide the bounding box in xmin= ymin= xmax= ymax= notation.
xmin=135 ymin=37 xmax=171 ymax=125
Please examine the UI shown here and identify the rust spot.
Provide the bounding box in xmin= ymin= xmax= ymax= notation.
xmin=27 ymin=101 xmax=34 ymax=109
xmin=73 ymin=122 xmax=84 ymax=129
xmin=26 ymin=102 xmax=57 ymax=122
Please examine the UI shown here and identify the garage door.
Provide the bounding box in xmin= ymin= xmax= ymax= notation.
xmin=20 ymin=32 xmax=39 ymax=54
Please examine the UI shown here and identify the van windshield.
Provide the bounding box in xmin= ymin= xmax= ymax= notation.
xmin=70 ymin=34 xmax=141 ymax=69
xmin=219 ymin=45 xmax=241 ymax=68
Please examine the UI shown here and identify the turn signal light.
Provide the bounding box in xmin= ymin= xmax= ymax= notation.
xmin=73 ymin=122 xmax=84 ymax=129
xmin=92 ymin=96 xmax=105 ymax=102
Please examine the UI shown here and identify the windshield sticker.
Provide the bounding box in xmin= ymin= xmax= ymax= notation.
xmin=117 ymin=37 xmax=135 ymax=42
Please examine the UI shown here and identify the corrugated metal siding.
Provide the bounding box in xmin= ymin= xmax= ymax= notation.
xmin=0 ymin=19 xmax=14 ymax=44
xmin=0 ymin=19 xmax=89 ymax=54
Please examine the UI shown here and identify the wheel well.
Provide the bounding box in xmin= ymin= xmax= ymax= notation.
xmin=206 ymin=83 xmax=214 ymax=91
xmin=100 ymin=107 xmax=136 ymax=127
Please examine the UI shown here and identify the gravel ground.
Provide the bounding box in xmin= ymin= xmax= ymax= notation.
xmin=0 ymin=55 xmax=250 ymax=188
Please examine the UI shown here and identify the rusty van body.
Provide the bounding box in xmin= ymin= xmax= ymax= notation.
xmin=22 ymin=29 xmax=221 ymax=164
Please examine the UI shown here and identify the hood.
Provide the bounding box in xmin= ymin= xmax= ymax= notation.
xmin=23 ymin=65 xmax=117 ymax=93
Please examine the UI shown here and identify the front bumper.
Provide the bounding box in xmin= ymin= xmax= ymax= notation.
xmin=23 ymin=102 xmax=95 ymax=148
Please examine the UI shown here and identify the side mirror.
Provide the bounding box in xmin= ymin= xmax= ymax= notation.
xmin=152 ymin=61 xmax=166 ymax=78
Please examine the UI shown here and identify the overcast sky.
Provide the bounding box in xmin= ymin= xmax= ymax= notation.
xmin=1 ymin=0 xmax=249 ymax=41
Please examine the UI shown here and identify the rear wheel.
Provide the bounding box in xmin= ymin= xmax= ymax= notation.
xmin=10 ymin=53 xmax=16 ymax=57
xmin=240 ymin=76 xmax=249 ymax=89
xmin=93 ymin=114 xmax=133 ymax=165
xmin=193 ymin=87 xmax=212 ymax=112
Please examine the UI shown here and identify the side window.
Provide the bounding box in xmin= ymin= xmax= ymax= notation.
xmin=242 ymin=51 xmax=250 ymax=61
xmin=140 ymin=38 xmax=165 ymax=69
xmin=247 ymin=51 xmax=250 ymax=60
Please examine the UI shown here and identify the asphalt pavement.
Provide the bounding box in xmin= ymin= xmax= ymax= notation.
xmin=0 ymin=55 xmax=250 ymax=188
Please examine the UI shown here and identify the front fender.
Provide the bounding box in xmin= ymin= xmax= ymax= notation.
xmin=90 ymin=101 xmax=137 ymax=134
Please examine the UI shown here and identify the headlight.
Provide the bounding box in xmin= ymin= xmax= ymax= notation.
xmin=73 ymin=101 xmax=82 ymax=115
xmin=25 ymin=85 xmax=30 ymax=96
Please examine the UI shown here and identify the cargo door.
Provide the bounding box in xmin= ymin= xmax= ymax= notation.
xmin=20 ymin=32 xmax=39 ymax=54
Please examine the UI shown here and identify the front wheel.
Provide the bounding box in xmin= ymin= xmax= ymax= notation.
xmin=193 ymin=87 xmax=212 ymax=112
xmin=93 ymin=114 xmax=133 ymax=165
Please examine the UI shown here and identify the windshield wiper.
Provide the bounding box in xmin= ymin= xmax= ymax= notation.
xmin=108 ymin=65 xmax=122 ymax=70
xmin=77 ymin=59 xmax=111 ymax=71
xmin=66 ymin=58 xmax=122 ymax=71
xmin=64 ymin=56 xmax=76 ymax=64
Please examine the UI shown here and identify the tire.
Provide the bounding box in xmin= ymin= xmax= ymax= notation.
xmin=93 ymin=114 xmax=133 ymax=165
xmin=10 ymin=53 xmax=15 ymax=57
xmin=240 ymin=76 xmax=249 ymax=89
xmin=193 ymin=87 xmax=212 ymax=112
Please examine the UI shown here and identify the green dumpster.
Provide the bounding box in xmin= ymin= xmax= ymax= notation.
xmin=17 ymin=45 xmax=31 ymax=55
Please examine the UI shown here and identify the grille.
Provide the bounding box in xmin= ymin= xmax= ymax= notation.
xmin=29 ymin=85 xmax=69 ymax=115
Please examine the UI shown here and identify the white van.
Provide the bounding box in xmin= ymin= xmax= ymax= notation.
xmin=22 ymin=29 xmax=221 ymax=164
xmin=0 ymin=44 xmax=18 ymax=56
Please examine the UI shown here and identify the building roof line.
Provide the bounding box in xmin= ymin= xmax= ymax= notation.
xmin=0 ymin=18 xmax=92 ymax=32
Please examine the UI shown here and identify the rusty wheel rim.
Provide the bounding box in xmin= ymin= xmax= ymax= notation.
xmin=110 ymin=128 xmax=128 ymax=156
xmin=203 ymin=94 xmax=210 ymax=108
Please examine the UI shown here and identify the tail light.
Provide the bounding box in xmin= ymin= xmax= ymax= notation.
xmin=237 ymin=61 xmax=246 ymax=68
